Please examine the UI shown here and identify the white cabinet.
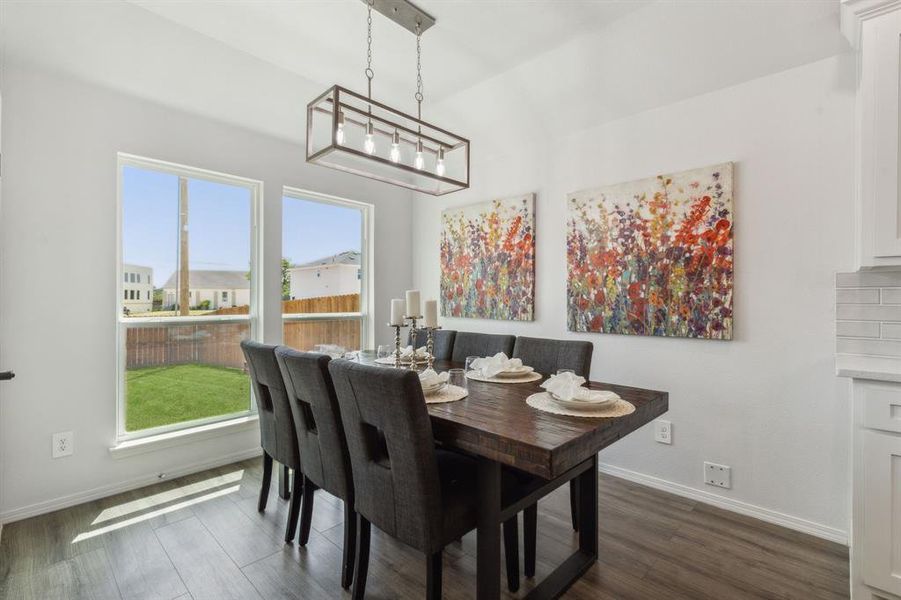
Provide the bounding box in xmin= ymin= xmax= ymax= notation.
xmin=851 ymin=379 xmax=901 ymax=599
xmin=861 ymin=430 xmax=901 ymax=596
xmin=845 ymin=2 xmax=901 ymax=266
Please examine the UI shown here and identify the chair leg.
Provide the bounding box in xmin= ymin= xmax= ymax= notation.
xmin=426 ymin=549 xmax=443 ymax=600
xmin=279 ymin=464 xmax=291 ymax=500
xmin=524 ymin=504 xmax=537 ymax=578
xmin=569 ymin=478 xmax=580 ymax=531
xmin=258 ymin=452 xmax=273 ymax=512
xmin=502 ymin=515 xmax=520 ymax=593
xmin=352 ymin=515 xmax=371 ymax=600
xmin=341 ymin=501 xmax=356 ymax=590
xmin=298 ymin=476 xmax=317 ymax=546
xmin=284 ymin=469 xmax=304 ymax=543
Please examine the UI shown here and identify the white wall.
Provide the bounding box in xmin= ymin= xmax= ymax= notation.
xmin=413 ymin=55 xmax=856 ymax=539
xmin=0 ymin=63 xmax=413 ymax=520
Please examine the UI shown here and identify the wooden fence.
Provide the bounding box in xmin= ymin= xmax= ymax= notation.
xmin=125 ymin=294 xmax=362 ymax=370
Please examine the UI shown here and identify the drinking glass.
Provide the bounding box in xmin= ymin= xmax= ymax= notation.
xmin=447 ymin=368 xmax=467 ymax=390
xmin=465 ymin=356 xmax=480 ymax=373
xmin=556 ymin=368 xmax=575 ymax=376
xmin=377 ymin=344 xmax=393 ymax=360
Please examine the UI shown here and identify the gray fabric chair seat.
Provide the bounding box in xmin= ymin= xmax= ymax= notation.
xmin=450 ymin=332 xmax=516 ymax=363
xmin=275 ymin=348 xmax=357 ymax=589
xmin=511 ymin=336 xmax=593 ymax=378
xmin=408 ymin=329 xmax=457 ymax=361
xmin=240 ymin=340 xmax=303 ymax=544
xmin=328 ymin=360 xmax=537 ymax=599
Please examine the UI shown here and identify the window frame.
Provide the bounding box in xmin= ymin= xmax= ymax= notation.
xmin=115 ymin=153 xmax=263 ymax=442
xmin=281 ymin=187 xmax=374 ymax=351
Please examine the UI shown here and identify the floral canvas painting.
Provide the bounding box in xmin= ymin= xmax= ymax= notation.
xmin=441 ymin=195 xmax=535 ymax=321
xmin=567 ymin=163 xmax=733 ymax=340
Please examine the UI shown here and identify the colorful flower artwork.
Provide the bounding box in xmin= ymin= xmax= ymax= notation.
xmin=440 ymin=195 xmax=535 ymax=321
xmin=567 ymin=163 xmax=733 ymax=340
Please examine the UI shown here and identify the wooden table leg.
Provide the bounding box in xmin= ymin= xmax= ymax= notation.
xmin=476 ymin=457 xmax=501 ymax=600
xmin=578 ymin=454 xmax=599 ymax=557
xmin=279 ymin=464 xmax=291 ymax=500
xmin=524 ymin=456 xmax=598 ymax=600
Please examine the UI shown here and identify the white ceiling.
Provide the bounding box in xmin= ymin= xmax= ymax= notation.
xmin=129 ymin=0 xmax=651 ymax=110
xmin=0 ymin=0 xmax=850 ymax=158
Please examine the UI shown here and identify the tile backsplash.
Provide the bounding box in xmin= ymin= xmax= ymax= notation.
xmin=837 ymin=270 xmax=901 ymax=357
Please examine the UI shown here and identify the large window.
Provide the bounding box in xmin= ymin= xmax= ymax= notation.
xmin=282 ymin=189 xmax=372 ymax=354
xmin=118 ymin=155 xmax=260 ymax=439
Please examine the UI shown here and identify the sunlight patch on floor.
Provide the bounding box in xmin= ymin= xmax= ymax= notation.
xmin=73 ymin=484 xmax=241 ymax=544
xmin=91 ymin=469 xmax=245 ymax=525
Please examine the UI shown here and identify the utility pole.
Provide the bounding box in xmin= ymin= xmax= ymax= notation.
xmin=178 ymin=177 xmax=190 ymax=316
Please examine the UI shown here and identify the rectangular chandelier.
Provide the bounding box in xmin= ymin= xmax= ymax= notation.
xmin=306 ymin=85 xmax=470 ymax=196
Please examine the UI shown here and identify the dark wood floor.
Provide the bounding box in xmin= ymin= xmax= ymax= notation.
xmin=0 ymin=457 xmax=849 ymax=600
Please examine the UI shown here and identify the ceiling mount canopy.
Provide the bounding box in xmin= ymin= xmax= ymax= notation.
xmin=306 ymin=0 xmax=470 ymax=196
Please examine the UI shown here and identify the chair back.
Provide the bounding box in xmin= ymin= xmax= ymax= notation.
xmin=451 ymin=332 xmax=515 ymax=363
xmin=328 ymin=359 xmax=442 ymax=552
xmin=408 ymin=329 xmax=457 ymax=361
xmin=511 ymin=336 xmax=593 ymax=378
xmin=241 ymin=340 xmax=300 ymax=469
xmin=275 ymin=348 xmax=352 ymax=503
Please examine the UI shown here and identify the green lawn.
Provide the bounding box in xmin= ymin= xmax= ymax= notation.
xmin=126 ymin=364 xmax=251 ymax=432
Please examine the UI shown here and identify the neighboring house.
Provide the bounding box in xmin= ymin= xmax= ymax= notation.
xmin=288 ymin=250 xmax=361 ymax=300
xmin=123 ymin=264 xmax=153 ymax=313
xmin=162 ymin=270 xmax=250 ymax=309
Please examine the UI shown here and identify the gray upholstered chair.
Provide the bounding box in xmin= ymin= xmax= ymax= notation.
xmin=275 ymin=348 xmax=356 ymax=589
xmin=408 ymin=329 xmax=457 ymax=361
xmin=511 ymin=336 xmax=594 ymax=575
xmin=240 ymin=340 xmax=303 ymax=543
xmin=450 ymin=331 xmax=515 ymax=363
xmin=511 ymin=336 xmax=593 ymax=378
xmin=328 ymin=360 xmax=533 ymax=599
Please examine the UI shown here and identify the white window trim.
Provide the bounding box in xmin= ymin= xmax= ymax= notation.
xmin=281 ymin=187 xmax=374 ymax=350
xmin=115 ymin=153 xmax=264 ymax=443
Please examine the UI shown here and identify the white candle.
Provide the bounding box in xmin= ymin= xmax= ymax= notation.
xmin=424 ymin=300 xmax=438 ymax=328
xmin=406 ymin=289 xmax=421 ymax=317
xmin=390 ymin=299 xmax=405 ymax=326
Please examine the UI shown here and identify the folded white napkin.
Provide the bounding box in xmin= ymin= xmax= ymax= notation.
xmin=418 ymin=369 xmax=449 ymax=388
xmin=541 ymin=371 xmax=589 ymax=401
xmin=471 ymin=353 xmax=523 ymax=378
xmin=399 ymin=345 xmax=429 ymax=359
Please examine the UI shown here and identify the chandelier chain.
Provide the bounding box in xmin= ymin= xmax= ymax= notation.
xmin=365 ymin=0 xmax=374 ymax=99
xmin=415 ymin=23 xmax=423 ymax=118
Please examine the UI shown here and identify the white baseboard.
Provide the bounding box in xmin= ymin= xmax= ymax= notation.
xmin=0 ymin=447 xmax=262 ymax=524
xmin=598 ymin=462 xmax=849 ymax=546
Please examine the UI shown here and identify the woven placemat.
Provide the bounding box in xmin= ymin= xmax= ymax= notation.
xmin=465 ymin=371 xmax=543 ymax=384
xmin=526 ymin=392 xmax=635 ymax=418
xmin=424 ymin=385 xmax=468 ymax=404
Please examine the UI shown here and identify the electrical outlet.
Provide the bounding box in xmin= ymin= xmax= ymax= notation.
xmin=654 ymin=420 xmax=672 ymax=444
xmin=52 ymin=431 xmax=74 ymax=459
xmin=704 ymin=461 xmax=731 ymax=489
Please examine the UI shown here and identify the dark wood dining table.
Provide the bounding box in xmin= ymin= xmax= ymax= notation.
xmin=354 ymin=353 xmax=669 ymax=599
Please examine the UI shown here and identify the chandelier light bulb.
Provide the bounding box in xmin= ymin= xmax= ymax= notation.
xmin=436 ymin=146 xmax=446 ymax=177
xmin=363 ymin=121 xmax=376 ymax=155
xmin=414 ymin=140 xmax=425 ymax=170
xmin=335 ymin=111 xmax=346 ymax=145
xmin=390 ymin=130 xmax=401 ymax=163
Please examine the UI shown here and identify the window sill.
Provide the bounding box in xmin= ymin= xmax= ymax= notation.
xmin=109 ymin=415 xmax=259 ymax=459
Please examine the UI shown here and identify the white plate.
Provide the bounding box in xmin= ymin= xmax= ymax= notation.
xmin=550 ymin=390 xmax=618 ymax=410
xmin=494 ymin=366 xmax=535 ymax=378
xmin=421 ymin=382 xmax=447 ymax=395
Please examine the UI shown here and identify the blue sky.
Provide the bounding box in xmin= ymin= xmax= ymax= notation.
xmin=122 ymin=166 xmax=361 ymax=287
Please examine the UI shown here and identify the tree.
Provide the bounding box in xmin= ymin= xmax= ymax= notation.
xmin=282 ymin=258 xmax=292 ymax=300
